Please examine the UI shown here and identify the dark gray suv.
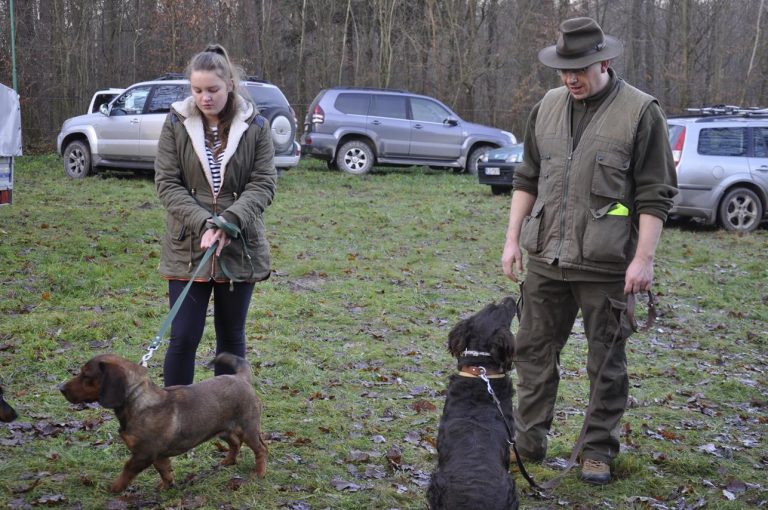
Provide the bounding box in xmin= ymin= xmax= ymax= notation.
xmin=300 ymin=87 xmax=516 ymax=175
xmin=668 ymin=107 xmax=768 ymax=232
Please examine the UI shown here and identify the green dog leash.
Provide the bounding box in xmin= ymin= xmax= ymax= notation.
xmin=140 ymin=214 xmax=244 ymax=367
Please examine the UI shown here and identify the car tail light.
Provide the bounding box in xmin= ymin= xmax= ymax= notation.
xmin=672 ymin=127 xmax=685 ymax=167
xmin=311 ymin=104 xmax=324 ymax=124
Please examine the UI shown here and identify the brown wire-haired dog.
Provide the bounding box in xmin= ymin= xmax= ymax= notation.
xmin=0 ymin=384 xmax=19 ymax=422
xmin=60 ymin=353 xmax=267 ymax=493
xmin=428 ymin=297 xmax=519 ymax=510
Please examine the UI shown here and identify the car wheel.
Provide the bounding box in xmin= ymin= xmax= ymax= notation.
xmin=260 ymin=106 xmax=296 ymax=153
xmin=336 ymin=140 xmax=374 ymax=175
xmin=717 ymin=187 xmax=763 ymax=232
xmin=466 ymin=145 xmax=494 ymax=175
xmin=491 ymin=185 xmax=511 ymax=195
xmin=63 ymin=140 xmax=92 ymax=179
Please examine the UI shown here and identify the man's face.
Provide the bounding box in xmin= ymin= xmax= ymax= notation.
xmin=558 ymin=61 xmax=609 ymax=100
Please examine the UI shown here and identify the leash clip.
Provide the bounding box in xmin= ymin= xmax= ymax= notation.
xmin=140 ymin=336 xmax=162 ymax=367
xmin=478 ymin=367 xmax=494 ymax=395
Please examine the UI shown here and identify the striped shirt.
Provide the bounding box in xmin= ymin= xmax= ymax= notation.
xmin=205 ymin=126 xmax=224 ymax=194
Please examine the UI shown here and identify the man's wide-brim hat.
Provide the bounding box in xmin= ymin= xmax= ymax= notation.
xmin=538 ymin=17 xmax=623 ymax=69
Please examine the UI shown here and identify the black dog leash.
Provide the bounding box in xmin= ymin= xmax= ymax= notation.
xmin=477 ymin=367 xmax=543 ymax=494
xmin=535 ymin=291 xmax=656 ymax=491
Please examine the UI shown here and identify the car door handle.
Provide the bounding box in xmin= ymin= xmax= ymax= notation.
xmin=414 ymin=124 xmax=423 ymax=129
xmin=371 ymin=120 xmax=381 ymax=125
xmin=757 ymin=165 xmax=768 ymax=171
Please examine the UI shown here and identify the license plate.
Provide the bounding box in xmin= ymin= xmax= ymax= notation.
xmin=484 ymin=167 xmax=500 ymax=176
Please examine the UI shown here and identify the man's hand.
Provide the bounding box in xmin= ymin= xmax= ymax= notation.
xmin=624 ymin=255 xmax=653 ymax=294
xmin=502 ymin=240 xmax=524 ymax=282
xmin=624 ymin=214 xmax=664 ymax=294
xmin=501 ymin=190 xmax=536 ymax=282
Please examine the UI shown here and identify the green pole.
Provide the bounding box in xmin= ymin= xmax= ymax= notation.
xmin=10 ymin=0 xmax=17 ymax=91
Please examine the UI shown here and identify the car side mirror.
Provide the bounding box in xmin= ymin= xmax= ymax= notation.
xmin=99 ymin=103 xmax=110 ymax=116
xmin=444 ymin=117 xmax=459 ymax=127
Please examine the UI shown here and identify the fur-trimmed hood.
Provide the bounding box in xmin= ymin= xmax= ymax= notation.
xmin=170 ymin=94 xmax=256 ymax=197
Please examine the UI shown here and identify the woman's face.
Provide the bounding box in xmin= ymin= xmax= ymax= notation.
xmin=190 ymin=70 xmax=232 ymax=122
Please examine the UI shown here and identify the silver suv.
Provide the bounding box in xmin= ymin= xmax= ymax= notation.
xmin=300 ymin=87 xmax=516 ymax=175
xmin=668 ymin=106 xmax=768 ymax=232
xmin=57 ymin=76 xmax=300 ymax=178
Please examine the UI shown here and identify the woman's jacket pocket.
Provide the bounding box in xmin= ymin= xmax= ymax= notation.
xmin=520 ymin=201 xmax=545 ymax=254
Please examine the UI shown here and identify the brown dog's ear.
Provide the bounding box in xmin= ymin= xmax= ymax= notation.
xmin=447 ymin=319 xmax=471 ymax=357
xmin=98 ymin=362 xmax=128 ymax=409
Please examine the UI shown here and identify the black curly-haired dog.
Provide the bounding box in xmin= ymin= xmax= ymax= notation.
xmin=428 ymin=297 xmax=519 ymax=510
xmin=1 ymin=384 xmax=19 ymax=422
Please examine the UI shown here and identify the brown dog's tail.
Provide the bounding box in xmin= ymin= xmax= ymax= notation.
xmin=213 ymin=353 xmax=253 ymax=384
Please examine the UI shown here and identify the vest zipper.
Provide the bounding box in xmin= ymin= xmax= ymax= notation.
xmin=555 ymin=99 xmax=590 ymax=261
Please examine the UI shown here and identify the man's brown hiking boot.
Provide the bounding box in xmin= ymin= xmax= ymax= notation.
xmin=580 ymin=458 xmax=611 ymax=484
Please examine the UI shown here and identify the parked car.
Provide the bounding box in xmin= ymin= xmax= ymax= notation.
xmin=668 ymin=106 xmax=768 ymax=232
xmin=87 ymin=88 xmax=124 ymax=114
xmin=300 ymin=87 xmax=516 ymax=175
xmin=57 ymin=75 xmax=300 ymax=178
xmin=477 ymin=144 xmax=523 ymax=195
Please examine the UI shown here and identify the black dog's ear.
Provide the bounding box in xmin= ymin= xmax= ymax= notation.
xmin=447 ymin=318 xmax=471 ymax=357
xmin=98 ymin=362 xmax=127 ymax=409
xmin=490 ymin=329 xmax=516 ymax=372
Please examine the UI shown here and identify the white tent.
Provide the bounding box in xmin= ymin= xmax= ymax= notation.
xmin=0 ymin=82 xmax=22 ymax=205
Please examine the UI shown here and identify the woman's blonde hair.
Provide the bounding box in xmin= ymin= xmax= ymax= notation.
xmin=186 ymin=44 xmax=244 ymax=129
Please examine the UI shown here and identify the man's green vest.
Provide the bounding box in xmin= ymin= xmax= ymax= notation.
xmin=520 ymin=80 xmax=657 ymax=275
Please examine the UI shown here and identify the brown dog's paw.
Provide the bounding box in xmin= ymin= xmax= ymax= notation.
xmin=109 ymin=480 xmax=128 ymax=494
xmin=254 ymin=457 xmax=267 ymax=478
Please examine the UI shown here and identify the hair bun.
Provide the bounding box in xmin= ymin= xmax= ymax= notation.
xmin=204 ymin=44 xmax=226 ymax=56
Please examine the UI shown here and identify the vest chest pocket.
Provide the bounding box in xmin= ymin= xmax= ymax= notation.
xmin=592 ymin=151 xmax=630 ymax=200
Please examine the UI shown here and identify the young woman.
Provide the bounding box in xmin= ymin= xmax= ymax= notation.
xmin=154 ymin=44 xmax=276 ymax=386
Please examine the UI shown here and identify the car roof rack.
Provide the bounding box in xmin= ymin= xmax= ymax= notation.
xmin=686 ymin=105 xmax=768 ymax=116
xmin=330 ymin=86 xmax=409 ymax=94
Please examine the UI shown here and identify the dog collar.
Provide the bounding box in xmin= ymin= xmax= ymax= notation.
xmin=461 ymin=349 xmax=492 ymax=357
xmin=458 ymin=366 xmax=506 ymax=378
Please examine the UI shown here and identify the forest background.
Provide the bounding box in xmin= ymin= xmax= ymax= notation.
xmin=1 ymin=0 xmax=767 ymax=152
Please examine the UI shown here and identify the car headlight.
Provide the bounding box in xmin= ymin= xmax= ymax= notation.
xmin=506 ymin=152 xmax=523 ymax=163
xmin=479 ymin=154 xmax=489 ymax=162
xmin=502 ymin=131 xmax=517 ymax=144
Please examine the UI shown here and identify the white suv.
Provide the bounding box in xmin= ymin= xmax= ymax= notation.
xmin=668 ymin=106 xmax=768 ymax=232
xmin=57 ymin=76 xmax=300 ymax=178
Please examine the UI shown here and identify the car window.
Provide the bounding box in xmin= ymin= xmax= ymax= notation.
xmin=369 ymin=94 xmax=407 ymax=119
xmin=667 ymin=125 xmax=684 ymax=146
xmin=335 ymin=93 xmax=370 ymax=115
xmin=147 ymin=85 xmax=190 ymax=114
xmin=112 ymin=86 xmax=152 ymax=115
xmin=753 ymin=127 xmax=768 ymax=157
xmin=697 ymin=127 xmax=747 ymax=157
xmin=245 ymin=84 xmax=288 ymax=108
xmin=91 ymin=93 xmax=120 ymax=113
xmin=410 ymin=97 xmax=451 ymax=123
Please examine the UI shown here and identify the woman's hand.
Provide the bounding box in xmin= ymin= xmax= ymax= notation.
xmin=201 ymin=227 xmax=231 ymax=256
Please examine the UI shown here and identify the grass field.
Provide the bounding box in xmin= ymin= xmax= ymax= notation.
xmin=1 ymin=156 xmax=766 ymax=509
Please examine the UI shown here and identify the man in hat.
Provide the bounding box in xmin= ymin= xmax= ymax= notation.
xmin=501 ymin=17 xmax=677 ymax=484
